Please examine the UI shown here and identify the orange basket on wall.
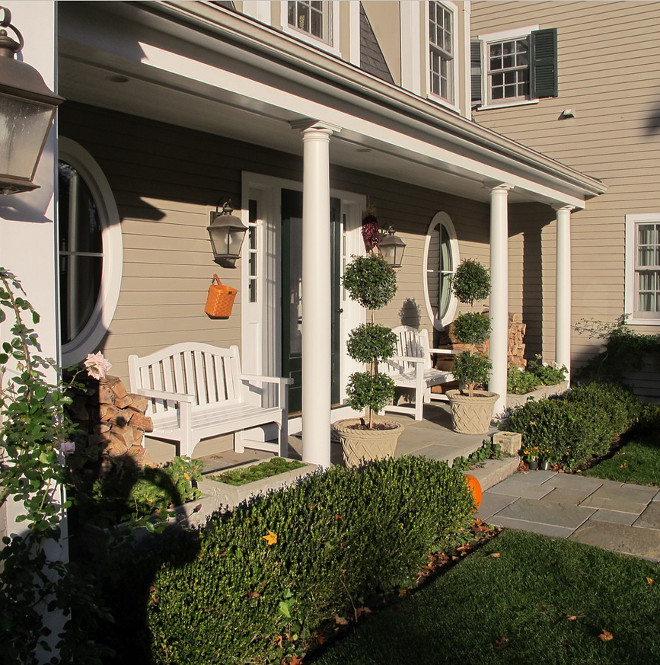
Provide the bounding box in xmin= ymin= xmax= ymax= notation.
xmin=205 ymin=274 xmax=237 ymax=318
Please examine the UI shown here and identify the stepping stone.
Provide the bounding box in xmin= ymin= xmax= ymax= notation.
xmin=634 ymin=502 xmax=660 ymax=531
xmin=579 ymin=483 xmax=658 ymax=515
xmin=485 ymin=515 xmax=575 ymax=539
xmin=477 ymin=493 xmax=518 ymax=522
xmin=496 ymin=497 xmax=596 ymax=530
xmin=541 ymin=487 xmax=597 ymax=505
xmin=488 ymin=478 xmax=554 ymax=500
xmin=570 ymin=520 xmax=660 ymax=561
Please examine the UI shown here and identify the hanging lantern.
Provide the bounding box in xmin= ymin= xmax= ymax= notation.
xmin=379 ymin=226 xmax=407 ymax=268
xmin=207 ymin=200 xmax=248 ymax=267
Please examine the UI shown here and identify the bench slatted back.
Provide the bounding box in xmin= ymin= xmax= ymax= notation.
xmin=128 ymin=343 xmax=243 ymax=417
xmin=383 ymin=326 xmax=432 ymax=377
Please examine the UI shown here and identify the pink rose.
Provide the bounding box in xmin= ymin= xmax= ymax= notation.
xmin=84 ymin=352 xmax=112 ymax=380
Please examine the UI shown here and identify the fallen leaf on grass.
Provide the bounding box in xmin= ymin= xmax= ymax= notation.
xmin=620 ymin=462 xmax=628 ymax=469
xmin=334 ymin=614 xmax=349 ymax=626
xmin=566 ymin=615 xmax=578 ymax=621
xmin=356 ymin=607 xmax=372 ymax=618
xmin=598 ymin=629 xmax=614 ymax=642
xmin=646 ymin=577 xmax=654 ymax=585
xmin=489 ymin=553 xmax=501 ymax=558
xmin=494 ymin=636 xmax=509 ymax=650
xmin=290 ymin=656 xmax=304 ymax=665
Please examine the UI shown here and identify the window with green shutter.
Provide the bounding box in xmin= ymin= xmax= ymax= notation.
xmin=471 ymin=27 xmax=558 ymax=108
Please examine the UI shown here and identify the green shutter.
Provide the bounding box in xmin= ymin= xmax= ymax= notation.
xmin=470 ymin=39 xmax=482 ymax=104
xmin=531 ymin=28 xmax=558 ymax=98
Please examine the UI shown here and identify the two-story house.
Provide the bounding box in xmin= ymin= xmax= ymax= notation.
xmin=1 ymin=1 xmax=606 ymax=472
xmin=471 ymin=0 xmax=660 ymax=398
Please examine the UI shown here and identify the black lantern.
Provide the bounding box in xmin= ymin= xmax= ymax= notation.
xmin=0 ymin=7 xmax=64 ymax=195
xmin=207 ymin=200 xmax=248 ymax=267
xmin=379 ymin=226 xmax=406 ymax=268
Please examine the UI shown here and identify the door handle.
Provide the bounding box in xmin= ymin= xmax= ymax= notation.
xmin=336 ymin=308 xmax=343 ymax=314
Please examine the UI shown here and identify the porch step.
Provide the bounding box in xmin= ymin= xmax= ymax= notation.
xmin=466 ymin=456 xmax=520 ymax=491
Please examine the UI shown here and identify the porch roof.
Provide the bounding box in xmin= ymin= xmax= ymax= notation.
xmin=58 ymin=1 xmax=606 ymax=209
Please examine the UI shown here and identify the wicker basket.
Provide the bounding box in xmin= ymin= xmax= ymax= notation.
xmin=205 ymin=274 xmax=237 ymax=318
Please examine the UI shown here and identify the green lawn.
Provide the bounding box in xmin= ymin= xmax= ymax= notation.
xmin=310 ymin=530 xmax=659 ymax=665
xmin=582 ymin=434 xmax=660 ymax=486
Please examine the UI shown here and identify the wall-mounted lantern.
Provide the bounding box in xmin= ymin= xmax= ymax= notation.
xmin=379 ymin=226 xmax=406 ymax=268
xmin=0 ymin=6 xmax=64 ymax=195
xmin=207 ymin=200 xmax=248 ymax=268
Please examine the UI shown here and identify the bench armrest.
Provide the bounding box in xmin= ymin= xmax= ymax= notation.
xmin=240 ymin=374 xmax=294 ymax=386
xmin=429 ymin=348 xmax=460 ymax=355
xmin=136 ymin=388 xmax=195 ymax=403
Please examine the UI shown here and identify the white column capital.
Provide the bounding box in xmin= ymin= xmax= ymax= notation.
xmin=291 ymin=118 xmax=341 ymax=135
xmin=487 ymin=183 xmax=514 ymax=194
xmin=553 ymin=204 xmax=575 ymax=214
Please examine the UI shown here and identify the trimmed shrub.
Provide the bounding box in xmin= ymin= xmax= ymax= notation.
xmin=144 ymin=456 xmax=474 ymax=664
xmin=503 ymin=381 xmax=643 ymax=469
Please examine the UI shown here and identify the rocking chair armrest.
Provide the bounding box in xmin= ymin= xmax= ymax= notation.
xmin=429 ymin=347 xmax=461 ymax=355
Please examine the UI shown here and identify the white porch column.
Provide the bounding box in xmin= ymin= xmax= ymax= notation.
xmin=301 ymin=124 xmax=336 ymax=467
xmin=555 ymin=205 xmax=573 ymax=379
xmin=489 ymin=184 xmax=512 ymax=416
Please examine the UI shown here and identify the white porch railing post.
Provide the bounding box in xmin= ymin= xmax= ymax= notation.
xmin=555 ymin=205 xmax=574 ymax=380
xmin=489 ymin=184 xmax=513 ymax=417
xmin=301 ymin=123 xmax=335 ymax=467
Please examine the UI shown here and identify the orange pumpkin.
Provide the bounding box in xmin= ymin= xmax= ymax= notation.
xmin=464 ymin=473 xmax=482 ymax=509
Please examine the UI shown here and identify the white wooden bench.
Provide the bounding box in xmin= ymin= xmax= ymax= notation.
xmin=128 ymin=343 xmax=292 ymax=458
xmin=381 ymin=326 xmax=457 ymax=420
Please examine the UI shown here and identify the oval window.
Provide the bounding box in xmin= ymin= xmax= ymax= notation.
xmin=423 ymin=212 xmax=459 ymax=329
xmin=58 ymin=138 xmax=122 ymax=365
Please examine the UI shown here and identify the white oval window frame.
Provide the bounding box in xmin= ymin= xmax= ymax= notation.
xmin=422 ymin=211 xmax=459 ymax=330
xmin=59 ymin=137 xmax=123 ymax=366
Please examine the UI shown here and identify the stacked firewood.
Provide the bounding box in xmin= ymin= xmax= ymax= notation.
xmin=68 ymin=375 xmax=153 ymax=468
xmin=435 ymin=312 xmax=527 ymax=369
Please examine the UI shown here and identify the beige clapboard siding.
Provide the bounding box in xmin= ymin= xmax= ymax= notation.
xmin=471 ymin=1 xmax=660 ymax=379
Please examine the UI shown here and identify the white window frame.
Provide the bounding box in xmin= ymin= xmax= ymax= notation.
xmin=423 ymin=212 xmax=459 ymax=330
xmin=58 ymin=137 xmax=123 ymax=365
xmin=281 ymin=1 xmax=340 ymax=56
xmin=476 ymin=25 xmax=540 ymax=110
xmin=625 ymin=213 xmax=660 ymax=325
xmin=425 ymin=0 xmax=459 ymax=110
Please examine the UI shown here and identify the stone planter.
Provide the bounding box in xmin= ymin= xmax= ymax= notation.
xmin=506 ymin=380 xmax=569 ymax=409
xmin=333 ymin=418 xmax=404 ymax=468
xmin=446 ymin=390 xmax=499 ymax=435
xmin=194 ymin=459 xmax=318 ymax=518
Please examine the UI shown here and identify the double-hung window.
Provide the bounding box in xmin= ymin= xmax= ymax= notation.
xmin=472 ymin=27 xmax=558 ymax=108
xmin=626 ymin=214 xmax=660 ymax=323
xmin=287 ymin=1 xmax=332 ymax=45
xmin=428 ymin=1 xmax=454 ymax=103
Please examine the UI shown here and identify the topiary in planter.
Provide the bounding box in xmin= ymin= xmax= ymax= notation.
xmin=341 ymin=255 xmax=398 ymax=429
xmin=449 ymin=259 xmax=492 ymax=397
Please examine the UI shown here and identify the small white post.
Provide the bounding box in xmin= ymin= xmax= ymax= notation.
xmin=489 ymin=184 xmax=513 ymax=417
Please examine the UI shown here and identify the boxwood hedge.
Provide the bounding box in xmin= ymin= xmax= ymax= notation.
xmin=138 ymin=456 xmax=474 ymax=664
xmin=504 ymin=381 xmax=642 ymax=469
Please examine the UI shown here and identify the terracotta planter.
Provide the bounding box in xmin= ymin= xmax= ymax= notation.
xmin=333 ymin=418 xmax=404 ymax=468
xmin=446 ymin=390 xmax=499 ymax=434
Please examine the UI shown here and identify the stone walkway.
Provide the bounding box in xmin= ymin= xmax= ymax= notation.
xmin=477 ymin=470 xmax=660 ymax=562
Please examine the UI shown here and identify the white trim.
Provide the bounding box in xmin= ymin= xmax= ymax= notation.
xmin=348 ymin=1 xmax=360 ymax=67
xmin=425 ymin=0 xmax=460 ymax=110
xmin=400 ymin=0 xmax=421 ymax=94
xmin=625 ymin=213 xmax=660 ymax=326
xmin=241 ymin=1 xmax=271 ymax=24
xmin=422 ymin=211 xmax=459 ymax=330
xmin=280 ymin=1 xmax=341 ymax=57
xmin=477 ymin=25 xmax=540 ymax=43
xmin=476 ymin=100 xmax=540 ymax=112
xmin=59 ymin=137 xmax=123 ymax=366
xmin=461 ymin=1 xmax=472 ymax=118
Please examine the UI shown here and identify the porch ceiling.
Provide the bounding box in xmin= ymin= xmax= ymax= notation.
xmin=57 ymin=1 xmax=605 ymax=209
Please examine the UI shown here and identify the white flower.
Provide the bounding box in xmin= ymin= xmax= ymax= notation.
xmin=59 ymin=441 xmax=76 ymax=455
xmin=84 ymin=351 xmax=112 ymax=380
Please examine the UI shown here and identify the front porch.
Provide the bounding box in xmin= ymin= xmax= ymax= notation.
xmin=198 ymin=402 xmax=492 ymax=473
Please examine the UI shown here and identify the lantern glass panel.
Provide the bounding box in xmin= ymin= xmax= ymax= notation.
xmin=0 ymin=94 xmax=54 ymax=180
